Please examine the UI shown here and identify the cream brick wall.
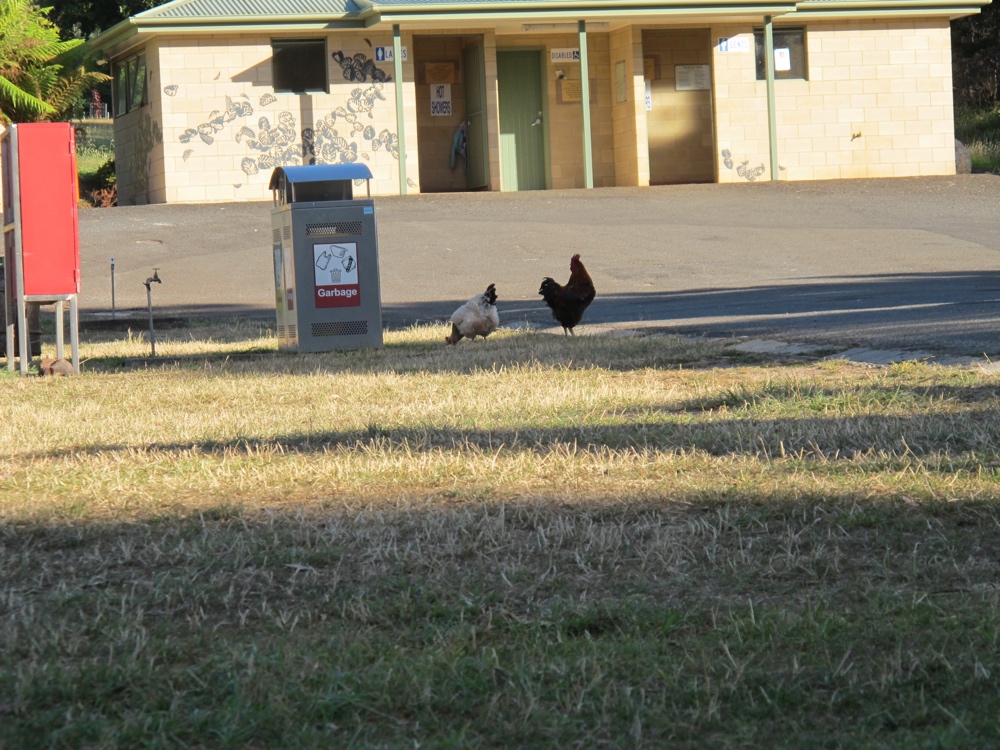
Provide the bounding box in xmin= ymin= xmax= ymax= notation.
xmin=139 ymin=32 xmax=417 ymax=203
xmin=610 ymin=26 xmax=649 ymax=187
xmin=644 ymin=29 xmax=715 ymax=184
xmin=712 ymin=19 xmax=955 ymax=183
xmin=114 ymin=39 xmax=166 ymax=205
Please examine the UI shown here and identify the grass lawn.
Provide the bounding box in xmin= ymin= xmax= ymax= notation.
xmin=3 ymin=321 xmax=1000 ymax=748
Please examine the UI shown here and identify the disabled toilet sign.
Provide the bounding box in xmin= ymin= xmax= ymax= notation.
xmin=314 ymin=242 xmax=360 ymax=307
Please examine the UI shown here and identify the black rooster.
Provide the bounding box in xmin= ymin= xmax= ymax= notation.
xmin=538 ymin=254 xmax=596 ymax=335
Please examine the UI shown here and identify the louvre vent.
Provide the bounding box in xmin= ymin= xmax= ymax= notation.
xmin=306 ymin=221 xmax=364 ymax=237
xmin=312 ymin=320 xmax=368 ymax=337
xmin=273 ymin=228 xmax=281 ymax=244
xmin=282 ymin=225 xmax=291 ymax=241
xmin=276 ymin=325 xmax=285 ymax=338
xmin=287 ymin=324 xmax=297 ymax=340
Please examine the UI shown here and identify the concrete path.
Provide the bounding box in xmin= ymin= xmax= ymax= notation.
xmin=78 ymin=175 xmax=1000 ymax=361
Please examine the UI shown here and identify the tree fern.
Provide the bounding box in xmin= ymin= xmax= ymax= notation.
xmin=0 ymin=0 xmax=96 ymax=123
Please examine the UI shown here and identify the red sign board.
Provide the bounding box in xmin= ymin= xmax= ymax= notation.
xmin=10 ymin=123 xmax=80 ymax=296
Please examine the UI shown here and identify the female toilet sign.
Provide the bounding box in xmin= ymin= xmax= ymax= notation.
xmin=314 ymin=242 xmax=360 ymax=307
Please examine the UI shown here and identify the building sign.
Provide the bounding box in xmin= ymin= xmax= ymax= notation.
xmin=675 ymin=65 xmax=711 ymax=91
xmin=430 ymin=84 xmax=452 ymax=116
xmin=774 ymin=48 xmax=792 ymax=72
xmin=560 ymin=79 xmax=582 ymax=103
xmin=374 ymin=46 xmax=408 ymax=62
xmin=717 ymin=36 xmax=751 ymax=53
xmin=550 ymin=48 xmax=580 ymax=62
xmin=424 ymin=62 xmax=456 ymax=85
xmin=314 ymin=242 xmax=360 ymax=308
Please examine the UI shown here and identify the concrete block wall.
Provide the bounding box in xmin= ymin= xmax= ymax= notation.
xmin=609 ymin=26 xmax=650 ymax=188
xmin=712 ymin=19 xmax=956 ymax=183
xmin=115 ymin=38 xmax=166 ymax=205
xmin=643 ymin=28 xmax=715 ymax=184
xmin=139 ymin=32 xmax=418 ymax=203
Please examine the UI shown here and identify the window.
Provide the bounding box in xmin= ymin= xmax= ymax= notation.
xmin=113 ymin=52 xmax=147 ymax=116
xmin=754 ymin=28 xmax=807 ymax=81
xmin=272 ymin=39 xmax=328 ymax=93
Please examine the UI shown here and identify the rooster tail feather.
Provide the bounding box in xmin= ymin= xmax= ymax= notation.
xmin=483 ymin=283 xmax=497 ymax=306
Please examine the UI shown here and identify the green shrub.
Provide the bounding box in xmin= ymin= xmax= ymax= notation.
xmin=955 ymin=105 xmax=1000 ymax=174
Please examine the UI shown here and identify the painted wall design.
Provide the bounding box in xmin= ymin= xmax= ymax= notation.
xmin=167 ymin=50 xmax=401 ymax=191
xmin=720 ymin=148 xmax=775 ymax=182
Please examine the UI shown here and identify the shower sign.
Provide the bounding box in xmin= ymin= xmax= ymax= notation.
xmin=430 ymin=84 xmax=452 ymax=116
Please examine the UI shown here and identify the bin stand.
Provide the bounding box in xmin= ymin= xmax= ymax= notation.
xmin=6 ymin=294 xmax=79 ymax=375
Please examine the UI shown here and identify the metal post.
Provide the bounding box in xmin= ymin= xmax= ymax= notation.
xmin=55 ymin=300 xmax=64 ymax=360
xmin=144 ymin=269 xmax=161 ymax=357
xmin=578 ymin=20 xmax=594 ymax=189
xmin=69 ymin=295 xmax=79 ymax=373
xmin=764 ymin=16 xmax=779 ymax=181
xmin=393 ymin=24 xmax=407 ymax=196
xmin=110 ymin=257 xmax=116 ymax=319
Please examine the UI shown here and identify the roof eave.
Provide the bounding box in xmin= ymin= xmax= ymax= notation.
xmin=790 ymin=4 xmax=984 ymax=15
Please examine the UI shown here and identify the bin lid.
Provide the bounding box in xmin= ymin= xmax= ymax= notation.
xmin=268 ymin=164 xmax=373 ymax=189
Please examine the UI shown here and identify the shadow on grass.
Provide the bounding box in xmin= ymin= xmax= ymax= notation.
xmin=12 ymin=395 xmax=1000 ymax=463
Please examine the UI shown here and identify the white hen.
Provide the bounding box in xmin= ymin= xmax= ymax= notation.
xmin=445 ymin=283 xmax=499 ymax=344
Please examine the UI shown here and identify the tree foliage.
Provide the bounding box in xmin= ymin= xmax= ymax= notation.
xmin=0 ymin=0 xmax=109 ymax=123
xmin=952 ymin=3 xmax=1000 ymax=107
xmin=46 ymin=0 xmax=160 ymax=40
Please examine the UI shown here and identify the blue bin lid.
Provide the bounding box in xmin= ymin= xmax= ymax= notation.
xmin=269 ymin=164 xmax=373 ymax=189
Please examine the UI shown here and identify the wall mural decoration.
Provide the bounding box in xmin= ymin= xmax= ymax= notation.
xmin=720 ymin=148 xmax=783 ymax=182
xmin=170 ymin=49 xmax=404 ymax=188
xmin=179 ymin=93 xmax=255 ymax=146
xmin=332 ymin=50 xmax=391 ymax=82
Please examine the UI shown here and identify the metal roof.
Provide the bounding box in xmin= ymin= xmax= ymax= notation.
xmin=269 ymin=164 xmax=374 ymax=188
xmin=138 ymin=0 xmax=363 ymax=19
xmin=90 ymin=0 xmax=992 ymax=54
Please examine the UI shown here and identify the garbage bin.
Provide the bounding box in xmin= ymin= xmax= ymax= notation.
xmin=270 ymin=164 xmax=382 ymax=352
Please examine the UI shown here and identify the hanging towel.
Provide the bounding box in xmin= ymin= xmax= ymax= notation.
xmin=450 ymin=122 xmax=467 ymax=170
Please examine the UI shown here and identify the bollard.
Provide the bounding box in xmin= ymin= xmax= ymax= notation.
xmin=144 ymin=269 xmax=161 ymax=357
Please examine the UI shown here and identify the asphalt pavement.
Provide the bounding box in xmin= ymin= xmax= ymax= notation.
xmin=78 ymin=174 xmax=1000 ymax=357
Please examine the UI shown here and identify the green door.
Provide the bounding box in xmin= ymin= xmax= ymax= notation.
xmin=497 ymin=50 xmax=546 ymax=191
xmin=463 ymin=41 xmax=489 ymax=189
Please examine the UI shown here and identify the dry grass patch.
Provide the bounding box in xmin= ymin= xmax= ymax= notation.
xmin=3 ymin=321 xmax=1000 ymax=747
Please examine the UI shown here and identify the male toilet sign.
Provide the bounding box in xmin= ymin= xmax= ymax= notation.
xmin=314 ymin=242 xmax=361 ymax=307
